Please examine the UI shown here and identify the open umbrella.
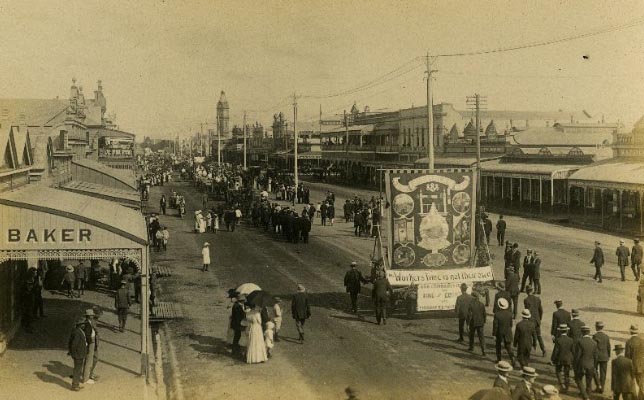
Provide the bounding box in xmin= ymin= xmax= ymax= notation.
xmin=236 ymin=283 xmax=261 ymax=296
xmin=246 ymin=290 xmax=276 ymax=308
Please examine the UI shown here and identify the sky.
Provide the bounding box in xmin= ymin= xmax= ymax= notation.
xmin=0 ymin=0 xmax=643 ymax=138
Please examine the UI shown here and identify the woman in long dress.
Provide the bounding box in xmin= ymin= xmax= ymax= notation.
xmin=245 ymin=305 xmax=268 ymax=364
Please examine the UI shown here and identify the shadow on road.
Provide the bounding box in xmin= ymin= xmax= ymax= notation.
xmin=579 ymin=306 xmax=641 ymax=318
xmin=188 ymin=333 xmax=237 ymax=360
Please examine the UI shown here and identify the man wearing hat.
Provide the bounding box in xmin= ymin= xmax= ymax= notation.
xmin=541 ymin=385 xmax=562 ymax=400
xmin=523 ymin=286 xmax=546 ymax=357
xmin=625 ymin=324 xmax=644 ymax=398
xmin=114 ymin=280 xmax=131 ymax=332
xmin=612 ymin=343 xmax=636 ymax=399
xmin=574 ymin=325 xmax=598 ymax=400
xmin=68 ymin=317 xmax=87 ymax=391
xmin=592 ymin=321 xmax=610 ymax=394
xmin=83 ymin=309 xmax=99 ymax=384
xmin=344 ymin=262 xmax=368 ymax=314
xmin=551 ymin=300 xmax=571 ymax=341
xmin=201 ymin=242 xmax=211 ymax=272
xmin=510 ymin=243 xmax=522 ymax=275
xmin=493 ymin=361 xmax=513 ymax=396
xmin=455 ymin=283 xmax=472 ymax=342
xmin=568 ymin=309 xmax=585 ymax=348
xmin=230 ymin=294 xmax=246 ymax=356
xmin=291 ymin=284 xmax=311 ymax=343
xmin=520 ymin=249 xmax=534 ymax=293
xmin=514 ymin=309 xmax=536 ymax=368
xmin=512 ymin=366 xmax=539 ymax=399
xmin=617 ymin=239 xmax=631 ymax=282
xmin=496 ymin=215 xmax=506 ymax=247
xmin=632 ymin=238 xmax=643 ymax=281
xmin=372 ymin=272 xmax=393 ymax=325
xmin=589 ymin=241 xmax=604 ymax=283
xmin=531 ymin=251 xmax=542 ymax=295
xmin=493 ymin=298 xmax=517 ymax=367
xmin=467 ymin=291 xmax=487 ymax=355
xmin=506 ymin=269 xmax=521 ymax=319
xmin=552 ymin=324 xmax=574 ymax=393
xmin=492 ymin=282 xmax=512 ymax=314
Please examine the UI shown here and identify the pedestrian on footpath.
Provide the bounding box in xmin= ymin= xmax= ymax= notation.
xmin=202 ymin=242 xmax=211 ymax=272
xmin=114 ymin=280 xmax=131 ymax=332
xmin=496 ymin=215 xmax=506 ymax=246
xmin=512 ymin=366 xmax=539 ymax=399
xmin=520 ymin=249 xmax=534 ymax=293
xmin=514 ymin=309 xmax=536 ymax=368
xmin=483 ymin=214 xmax=492 ymax=245
xmin=590 ymin=241 xmax=605 ymax=283
xmin=632 ymin=238 xmax=643 ymax=281
xmin=592 ymin=321 xmax=610 ymax=394
xmin=510 ymin=243 xmax=522 ymax=275
xmin=612 ymin=343 xmax=636 ymax=400
xmin=493 ymin=298 xmax=517 ymax=367
xmin=532 ymin=251 xmax=542 ymax=295
xmin=62 ymin=265 xmax=76 ymax=298
xmin=568 ymin=309 xmax=585 ymax=348
xmin=493 ymin=361 xmax=513 ymax=396
xmin=161 ymin=226 xmax=169 ymax=251
xmin=574 ymin=325 xmax=598 ymax=400
xmin=553 ymin=324 xmax=574 ymax=394
xmin=344 ymin=262 xmax=368 ymax=314
xmin=523 ymin=286 xmax=546 ymax=357
xmin=291 ymin=284 xmax=311 ymax=343
xmin=372 ymin=273 xmax=393 ymax=325
xmin=75 ymin=261 xmax=88 ymax=297
xmin=505 ymin=269 xmax=520 ymax=319
xmin=467 ymin=291 xmax=487 ymax=356
xmin=455 ymin=283 xmax=473 ymax=342
xmin=160 ymin=194 xmax=166 ymax=215
xmin=551 ymin=299 xmax=571 ymax=365
xmin=617 ymin=239 xmax=631 ymax=282
xmin=625 ymin=324 xmax=644 ymax=397
xmin=68 ymin=317 xmax=87 ymax=391
xmin=230 ymin=294 xmax=247 ymax=357
xmin=83 ymin=309 xmax=99 ymax=385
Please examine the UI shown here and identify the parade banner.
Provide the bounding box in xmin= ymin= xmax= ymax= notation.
xmin=385 ymin=169 xmax=477 ymax=270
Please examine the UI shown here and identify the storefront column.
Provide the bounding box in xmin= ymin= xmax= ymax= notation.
xmin=510 ymin=178 xmax=513 ymax=202
xmin=529 ymin=179 xmax=532 ymax=203
xmin=640 ymin=191 xmax=643 ymax=234
xmin=619 ymin=190 xmax=624 ymax=230
xmin=539 ymin=178 xmax=543 ymax=213
xmin=601 ymin=189 xmax=605 ymax=228
xmin=501 ymin=177 xmax=504 ymax=201
xmin=519 ymin=178 xmax=522 ymax=203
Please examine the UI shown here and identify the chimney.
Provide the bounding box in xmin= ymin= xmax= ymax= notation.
xmin=60 ymin=130 xmax=69 ymax=150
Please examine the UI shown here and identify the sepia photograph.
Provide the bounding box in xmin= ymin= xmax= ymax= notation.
xmin=1 ymin=1 xmax=644 ymax=399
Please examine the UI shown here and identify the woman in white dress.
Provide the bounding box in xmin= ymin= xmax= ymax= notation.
xmin=245 ymin=305 xmax=268 ymax=364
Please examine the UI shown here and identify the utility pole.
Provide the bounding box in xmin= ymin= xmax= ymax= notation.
xmin=243 ymin=110 xmax=247 ymax=169
xmin=216 ymin=115 xmax=221 ymax=166
xmin=466 ymin=93 xmax=487 ymax=202
xmin=344 ymin=110 xmax=349 ymax=151
xmin=425 ymin=52 xmax=438 ymax=171
xmin=200 ymin=123 xmax=204 ymax=156
xmin=293 ymin=92 xmax=299 ymax=189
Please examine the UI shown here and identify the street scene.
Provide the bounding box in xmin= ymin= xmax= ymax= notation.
xmin=2 ymin=1 xmax=644 ymax=400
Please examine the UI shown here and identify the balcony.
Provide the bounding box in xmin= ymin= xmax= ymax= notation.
xmin=375 ymin=145 xmax=400 ymax=153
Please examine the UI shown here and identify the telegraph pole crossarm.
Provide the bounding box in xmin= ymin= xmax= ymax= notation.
xmin=425 ymin=52 xmax=438 ymax=171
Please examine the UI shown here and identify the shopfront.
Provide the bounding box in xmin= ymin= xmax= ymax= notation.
xmin=0 ymin=185 xmax=150 ymax=374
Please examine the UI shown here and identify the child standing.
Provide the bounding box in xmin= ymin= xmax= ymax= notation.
xmin=264 ymin=321 xmax=275 ymax=358
xmin=272 ymin=297 xmax=282 ymax=342
xmin=213 ymin=213 xmax=219 ymax=234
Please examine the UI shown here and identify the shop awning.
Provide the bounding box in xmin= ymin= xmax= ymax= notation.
xmin=72 ymin=158 xmax=138 ymax=190
xmin=60 ymin=180 xmax=141 ymax=209
xmin=414 ymin=155 xmax=504 ymax=168
xmin=320 ymin=124 xmax=375 ymax=137
xmin=477 ymin=159 xmax=580 ymax=179
xmin=568 ymin=161 xmax=644 ymax=190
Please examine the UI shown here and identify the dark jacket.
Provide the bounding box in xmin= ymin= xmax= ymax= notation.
xmin=510 ymin=249 xmax=522 ymax=273
xmin=590 ymin=247 xmax=604 ymax=267
xmin=514 ymin=319 xmax=535 ymax=351
xmin=230 ymin=301 xmax=245 ymax=330
xmin=493 ymin=376 xmax=512 ymax=396
xmin=574 ymin=336 xmax=598 ymax=370
xmin=506 ymin=272 xmax=520 ymax=296
xmin=493 ymin=309 xmax=513 ymax=341
xmin=68 ymin=326 xmax=87 ymax=360
xmin=551 ymin=308 xmax=571 ymax=336
xmin=454 ymin=292 xmax=473 ymax=319
xmin=291 ymin=292 xmax=311 ymax=320
xmin=83 ymin=319 xmax=99 ymax=351
xmin=496 ymin=219 xmax=506 ymax=232
xmin=612 ymin=355 xmax=636 ymax=394
xmin=493 ymin=290 xmax=512 ymax=313
xmin=552 ymin=334 xmax=574 ymax=366
xmin=467 ymin=300 xmax=487 ymax=328
xmin=616 ymin=245 xmax=631 ymax=266
xmin=523 ymin=295 xmax=543 ymax=326
xmin=593 ymin=331 xmax=611 ymax=362
xmin=531 ymin=257 xmax=541 ymax=280
xmin=344 ymin=269 xmax=367 ymax=293
xmin=511 ymin=380 xmax=537 ymax=400
xmin=372 ymin=277 xmax=393 ymax=300
xmin=633 ymin=243 xmax=644 ymax=264
xmin=115 ymin=287 xmax=130 ymax=309
xmin=568 ymin=319 xmax=585 ymax=345
xmin=625 ymin=334 xmax=644 ymax=374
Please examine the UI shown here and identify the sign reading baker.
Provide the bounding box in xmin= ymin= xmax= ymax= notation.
xmin=7 ymin=228 xmax=92 ymax=244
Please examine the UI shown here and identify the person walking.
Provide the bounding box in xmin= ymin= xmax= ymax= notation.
xmin=245 ymin=304 xmax=268 ymax=364
xmin=625 ymin=324 xmax=644 ymax=398
xmin=612 ymin=343 xmax=636 ymax=400
xmin=496 ymin=215 xmax=506 ymax=246
xmin=617 ymin=240 xmax=631 ymax=282
xmin=593 ymin=321 xmax=610 ymax=394
xmin=532 ymin=251 xmax=542 ymax=295
xmin=455 ymin=283 xmax=473 ymax=342
xmin=520 ymin=250 xmax=534 ymax=293
xmin=83 ymin=309 xmax=99 ymax=385
xmin=467 ymin=291 xmax=487 ymax=355
xmin=372 ymin=273 xmax=393 ymax=325
xmin=160 ymin=194 xmax=166 ymax=215
xmin=493 ymin=282 xmax=512 ymax=314
xmin=493 ymin=361 xmax=513 ymax=396
xmin=344 ymin=262 xmax=368 ymax=314
xmin=523 ymin=286 xmax=546 ymax=357
xmin=483 ymin=214 xmax=493 ymax=245
xmin=632 ymin=238 xmax=643 ymax=281
xmin=493 ymin=298 xmax=517 ymax=367
xmin=68 ymin=317 xmax=87 ymax=391
xmin=202 ymin=242 xmax=211 ymax=272
xmin=75 ymin=261 xmax=88 ymax=297
xmin=568 ymin=309 xmax=585 ymax=348
xmin=512 ymin=366 xmax=539 ymax=400
xmin=62 ymin=265 xmax=76 ymax=298
xmin=291 ymin=284 xmax=311 ymax=343
xmin=230 ymin=294 xmax=246 ymax=357
xmin=161 ymin=227 xmax=169 ymax=251
xmin=272 ymin=297 xmax=282 ymax=342
xmin=506 ymin=269 xmax=521 ymax=319
xmin=590 ymin=241 xmax=605 ymax=283
xmin=514 ymin=309 xmax=536 ymax=368
xmin=574 ymin=325 xmax=598 ymax=400
xmin=510 ymin=243 xmax=522 ymax=275
xmin=114 ymin=280 xmax=131 ymax=332
xmin=552 ymin=324 xmax=574 ymax=394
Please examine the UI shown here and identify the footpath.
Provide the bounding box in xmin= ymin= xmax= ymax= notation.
xmin=0 ymin=284 xmax=154 ymax=400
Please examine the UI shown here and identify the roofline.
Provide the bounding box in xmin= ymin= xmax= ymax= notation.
xmin=72 ymin=159 xmax=137 ymax=190
xmin=0 ymin=197 xmax=147 ymax=246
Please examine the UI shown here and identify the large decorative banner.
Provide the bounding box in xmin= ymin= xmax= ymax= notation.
xmin=385 ymin=169 xmax=477 ymax=270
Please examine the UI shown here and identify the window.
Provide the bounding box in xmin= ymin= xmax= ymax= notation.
xmin=568 ymin=147 xmax=584 ymax=157
xmin=538 ymin=147 xmax=552 ymax=156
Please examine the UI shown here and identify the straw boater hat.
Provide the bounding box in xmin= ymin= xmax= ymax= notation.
xmin=84 ymin=309 xmax=95 ymax=317
xmin=350 ymin=261 xmax=357 ymax=266
xmin=521 ymin=309 xmax=531 ymax=319
xmin=297 ymin=284 xmax=306 ymax=292
xmin=65 ymin=265 xmax=74 ymax=272
xmin=630 ymin=324 xmax=639 ymax=334
xmin=571 ymin=309 xmax=580 ymax=317
xmin=495 ymin=360 xmax=512 ymax=372
xmin=542 ymin=385 xmax=558 ymax=395
xmin=521 ymin=366 xmax=538 ymax=378
xmin=557 ymin=323 xmax=569 ymax=332
xmin=497 ymin=298 xmax=509 ymax=310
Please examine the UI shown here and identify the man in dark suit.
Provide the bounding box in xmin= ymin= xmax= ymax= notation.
xmin=68 ymin=317 xmax=87 ymax=391
xmin=551 ymin=300 xmax=572 ymax=339
xmin=625 ymin=324 xmax=644 ymax=399
xmin=493 ymin=282 xmax=512 ymax=314
xmin=590 ymin=241 xmax=605 ymax=283
xmin=613 ymin=343 xmax=636 ymax=400
xmin=512 ymin=366 xmax=539 ymax=400
xmin=299 ymin=215 xmax=311 ymax=243
xmin=344 ymin=262 xmax=368 ymax=314
xmin=496 ymin=215 xmax=506 ymax=246
xmin=574 ymin=325 xmax=598 ymax=400
xmin=511 ymin=243 xmax=522 ymax=275
xmin=553 ymin=324 xmax=574 ymax=393
xmin=617 ymin=239 xmax=631 ymax=282
xmin=514 ymin=309 xmax=535 ymax=368
xmin=493 ymin=298 xmax=517 ymax=367
xmin=506 ymin=269 xmax=520 ymax=319
xmin=455 ymin=283 xmax=472 ymax=342
xmin=568 ymin=309 xmax=585 ymax=348
xmin=592 ymin=321 xmax=611 ymax=394
xmin=504 ymin=241 xmax=513 ymax=275
xmin=114 ymin=280 xmax=131 ymax=332
xmin=531 ymin=251 xmax=542 ymax=295
xmin=372 ymin=274 xmax=393 ymax=325
xmin=493 ymin=360 xmax=513 ymax=396
xmin=291 ymin=284 xmax=311 ymax=343
xmin=632 ymin=238 xmax=643 ymax=281
xmin=468 ymin=291 xmax=487 ymax=355
xmin=523 ymin=286 xmax=546 ymax=357
xmin=230 ymin=295 xmax=246 ymax=356
xmin=520 ymin=249 xmax=534 ymax=293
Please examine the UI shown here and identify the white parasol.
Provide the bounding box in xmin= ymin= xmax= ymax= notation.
xmin=235 ymin=283 xmax=262 ymax=295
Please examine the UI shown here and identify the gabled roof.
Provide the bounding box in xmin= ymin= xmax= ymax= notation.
xmin=72 ymin=158 xmax=137 ymax=189
xmin=485 ymin=120 xmax=498 ymax=136
xmin=0 ymin=125 xmax=13 ymax=170
xmin=0 ymin=99 xmax=69 ymax=126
